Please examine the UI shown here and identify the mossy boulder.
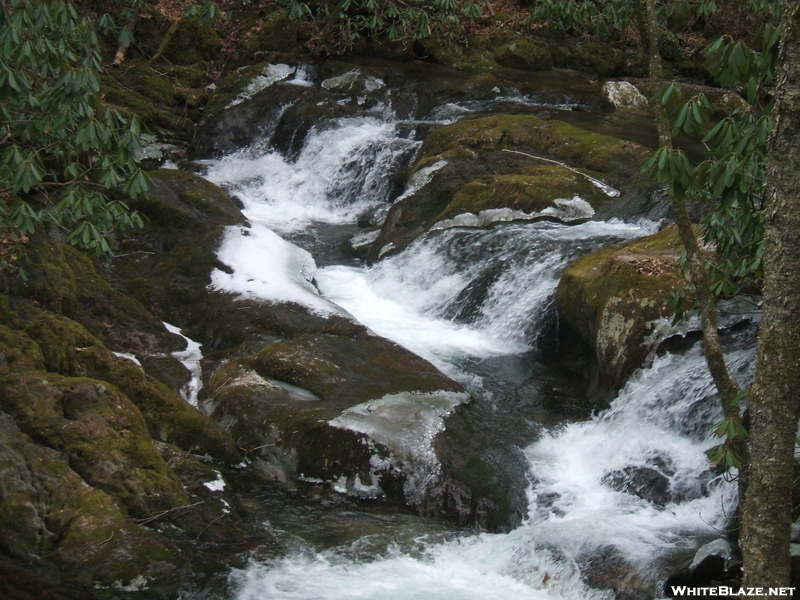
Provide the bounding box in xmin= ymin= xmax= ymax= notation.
xmin=494 ymin=39 xmax=553 ymax=71
xmin=249 ymin=332 xmax=462 ymax=405
xmin=434 ymin=165 xmax=603 ymax=223
xmin=0 ymin=372 xmax=190 ymax=519
xmin=369 ymin=114 xmax=652 ymax=259
xmin=0 ymin=412 xmax=183 ymax=592
xmin=101 ymin=62 xmax=214 ymax=136
xmin=414 ymin=114 xmax=649 ymax=178
xmin=231 ymin=12 xmax=300 ymax=67
xmin=550 ymin=38 xmax=631 ymax=78
xmin=554 ymin=226 xmax=685 ymax=388
xmin=7 ymin=234 xmax=183 ymax=356
xmin=206 ymin=335 xmax=518 ymax=529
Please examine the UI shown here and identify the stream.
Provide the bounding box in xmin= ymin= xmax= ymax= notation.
xmin=197 ymin=61 xmax=755 ymax=599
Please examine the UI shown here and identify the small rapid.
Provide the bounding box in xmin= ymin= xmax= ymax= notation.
xmin=230 ymin=343 xmax=751 ymax=600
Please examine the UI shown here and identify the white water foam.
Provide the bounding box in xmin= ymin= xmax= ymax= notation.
xmin=317 ymin=219 xmax=658 ymax=369
xmin=233 ymin=341 xmax=751 ymax=600
xmin=204 ymin=117 xmax=418 ymax=235
xmin=163 ymin=322 xmax=204 ymax=406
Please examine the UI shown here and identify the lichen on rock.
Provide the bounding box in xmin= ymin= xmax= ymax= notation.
xmin=555 ymin=226 xmax=685 ymax=390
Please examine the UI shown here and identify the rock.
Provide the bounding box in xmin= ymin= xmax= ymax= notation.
xmin=7 ymin=234 xmax=183 ymax=357
xmin=690 ymin=539 xmax=732 ymax=578
xmin=370 ymin=114 xmax=652 ymax=259
xmin=0 ymin=412 xmax=183 ymax=592
xmin=3 ymin=257 xmax=240 ymax=464
xmin=494 ymin=39 xmax=553 ymax=71
xmin=663 ymin=538 xmax=740 ymax=595
xmin=550 ymin=39 xmax=631 ymax=78
xmin=207 ymin=332 xmax=462 ymax=493
xmin=601 ymin=81 xmax=649 ymax=110
xmin=601 ymin=466 xmax=672 ymax=507
xmin=712 ymin=92 xmax=749 ymax=117
xmin=555 ymin=226 xmax=684 ymax=390
xmin=581 ymin=546 xmax=654 ymax=600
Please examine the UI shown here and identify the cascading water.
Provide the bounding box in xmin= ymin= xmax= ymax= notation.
xmin=200 ymin=66 xmax=753 ymax=599
xmin=229 ymin=343 xmax=751 ymax=600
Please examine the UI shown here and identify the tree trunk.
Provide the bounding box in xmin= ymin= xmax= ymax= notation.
xmin=741 ymin=0 xmax=800 ymax=587
xmin=640 ymin=0 xmax=747 ymax=458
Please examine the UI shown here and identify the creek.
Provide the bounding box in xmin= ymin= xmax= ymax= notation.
xmin=196 ymin=60 xmax=754 ymax=599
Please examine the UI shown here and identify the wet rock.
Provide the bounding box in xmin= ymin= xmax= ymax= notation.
xmin=193 ymin=61 xmax=410 ymax=158
xmin=601 ymin=81 xmax=649 ymax=110
xmin=494 ymin=39 xmax=553 ymax=71
xmin=207 ymin=332 xmax=462 ymax=491
xmin=424 ymin=403 xmax=530 ymax=531
xmin=581 ymin=546 xmax=654 ymax=600
xmin=663 ymin=539 xmax=740 ymax=595
xmin=555 ymin=226 xmax=684 ymax=390
xmin=370 ymin=114 xmax=652 ymax=259
xmin=601 ymin=466 xmax=672 ymax=507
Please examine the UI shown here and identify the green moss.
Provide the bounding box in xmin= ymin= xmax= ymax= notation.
xmin=493 ymin=39 xmax=553 ymax=71
xmin=0 ymin=323 xmax=45 ymax=372
xmin=22 ymin=309 xmax=99 ymax=375
xmin=416 ymin=114 xmax=650 ymax=180
xmin=77 ymin=346 xmax=240 ymax=462
xmin=555 ymin=226 xmax=684 ymax=382
xmin=10 ymin=235 xmax=78 ymax=316
xmin=164 ymin=18 xmax=222 ymax=65
xmin=204 ymin=61 xmax=270 ymax=120
xmin=435 ymin=166 xmax=601 ymax=221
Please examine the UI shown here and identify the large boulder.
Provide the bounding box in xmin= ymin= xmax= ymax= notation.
xmin=368 ymin=114 xmax=654 ymax=260
xmin=493 ymin=39 xmax=553 ymax=71
xmin=554 ymin=226 xmax=684 ymax=390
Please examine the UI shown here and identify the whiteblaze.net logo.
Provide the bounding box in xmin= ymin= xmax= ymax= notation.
xmin=671 ymin=587 xmax=796 ymax=597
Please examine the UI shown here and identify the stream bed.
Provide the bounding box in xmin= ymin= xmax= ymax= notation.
xmin=194 ymin=59 xmax=754 ymax=599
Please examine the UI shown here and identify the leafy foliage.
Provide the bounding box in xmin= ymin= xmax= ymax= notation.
xmin=0 ymin=0 xmax=148 ymax=258
xmin=707 ymin=389 xmax=749 ymax=471
xmin=282 ymin=0 xmax=484 ymax=51
xmin=643 ymin=22 xmax=780 ymax=315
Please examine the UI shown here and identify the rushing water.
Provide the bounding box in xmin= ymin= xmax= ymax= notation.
xmin=200 ymin=65 xmax=754 ymax=599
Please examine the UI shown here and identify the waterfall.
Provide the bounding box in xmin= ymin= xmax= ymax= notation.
xmin=200 ymin=66 xmax=752 ymax=600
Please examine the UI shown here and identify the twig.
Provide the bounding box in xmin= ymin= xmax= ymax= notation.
xmin=501 ymin=148 xmax=620 ymax=196
xmin=241 ymin=443 xmax=276 ymax=454
xmin=196 ymin=513 xmax=227 ymax=540
xmin=111 ymin=251 xmax=156 ymax=258
xmin=135 ymin=501 xmax=203 ymax=526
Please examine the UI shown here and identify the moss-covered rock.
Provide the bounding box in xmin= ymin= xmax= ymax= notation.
xmin=76 ymin=346 xmax=240 ymax=463
xmin=0 ymin=372 xmax=190 ymax=519
xmin=7 ymin=234 xmax=183 ymax=356
xmin=415 ymin=114 xmax=649 ymax=178
xmin=250 ymin=332 xmax=462 ymax=406
xmin=550 ymin=38 xmax=631 ymax=78
xmin=0 ymin=412 xmax=183 ymax=591
xmin=369 ymin=114 xmax=652 ymax=259
xmin=493 ymin=39 xmax=553 ymax=71
xmin=434 ymin=165 xmax=603 ymax=223
xmin=554 ymin=226 xmax=685 ymax=388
